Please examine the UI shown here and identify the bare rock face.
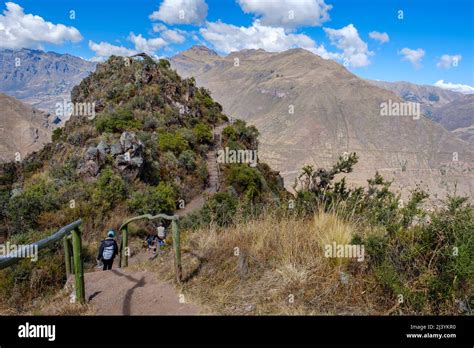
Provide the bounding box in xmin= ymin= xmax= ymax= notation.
xmin=77 ymin=131 xmax=144 ymax=179
xmin=77 ymin=146 xmax=102 ymax=177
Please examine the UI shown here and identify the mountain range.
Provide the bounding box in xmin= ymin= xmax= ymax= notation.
xmin=0 ymin=46 xmax=472 ymax=199
xmin=171 ymin=46 xmax=474 ymax=199
xmin=0 ymin=48 xmax=96 ymax=118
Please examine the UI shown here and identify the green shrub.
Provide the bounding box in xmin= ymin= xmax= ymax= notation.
xmin=178 ymin=150 xmax=197 ymax=171
xmin=95 ymin=108 xmax=142 ymax=133
xmin=158 ymin=132 xmax=189 ymax=155
xmin=193 ymin=123 xmax=213 ymax=144
xmin=159 ymin=59 xmax=171 ymax=69
xmin=91 ymin=168 xmax=126 ymax=210
xmin=128 ymin=182 xmax=177 ymax=215
xmin=226 ymin=164 xmax=264 ymax=199
xmin=7 ymin=179 xmax=59 ymax=232
xmin=196 ymin=88 xmax=214 ymax=108
xmin=362 ymin=195 xmax=474 ymax=313
xmin=222 ymin=125 xmax=237 ymax=141
xmin=52 ymin=128 xmax=63 ymax=142
xmin=177 ymin=128 xmax=197 ymax=147
xmin=188 ymin=192 xmax=238 ymax=228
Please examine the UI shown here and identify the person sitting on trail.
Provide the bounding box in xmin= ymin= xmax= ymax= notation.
xmin=157 ymin=222 xmax=166 ymax=248
xmin=145 ymin=229 xmax=158 ymax=255
xmin=97 ymin=230 xmax=119 ymax=271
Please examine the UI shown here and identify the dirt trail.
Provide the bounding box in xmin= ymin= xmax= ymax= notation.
xmin=84 ymin=269 xmax=198 ymax=315
xmin=85 ymin=124 xmax=226 ymax=315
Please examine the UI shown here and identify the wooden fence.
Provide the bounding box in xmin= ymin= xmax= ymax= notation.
xmin=0 ymin=214 xmax=183 ymax=307
xmin=118 ymin=213 xmax=182 ymax=282
xmin=0 ymin=219 xmax=85 ymax=303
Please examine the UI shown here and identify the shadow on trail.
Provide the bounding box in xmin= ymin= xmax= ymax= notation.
xmin=88 ymin=291 xmax=102 ymax=302
xmin=110 ymin=270 xmax=146 ymax=315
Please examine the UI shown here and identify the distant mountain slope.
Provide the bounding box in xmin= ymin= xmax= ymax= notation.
xmin=171 ymin=46 xmax=474 ymax=199
xmin=431 ymin=94 xmax=474 ymax=145
xmin=0 ymin=48 xmax=96 ymax=118
xmin=0 ymin=93 xmax=51 ymax=162
xmin=371 ymin=80 xmax=474 ymax=145
xmin=368 ymin=80 xmax=464 ymax=117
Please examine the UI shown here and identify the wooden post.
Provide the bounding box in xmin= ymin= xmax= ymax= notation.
xmin=172 ymin=219 xmax=182 ymax=283
xmin=122 ymin=225 xmax=129 ymax=268
xmin=71 ymin=227 xmax=85 ymax=304
xmin=118 ymin=236 xmax=123 ymax=268
xmin=63 ymin=236 xmax=71 ymax=278
xmin=68 ymin=237 xmax=75 ymax=275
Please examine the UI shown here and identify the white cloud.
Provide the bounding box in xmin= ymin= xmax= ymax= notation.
xmin=149 ymin=0 xmax=208 ymax=25
xmin=369 ymin=31 xmax=389 ymax=44
xmin=437 ymin=54 xmax=462 ymax=69
xmin=237 ymin=0 xmax=331 ymax=28
xmin=89 ymin=31 xmax=172 ymax=61
xmin=152 ymin=23 xmax=186 ymax=43
xmin=129 ymin=32 xmax=167 ymax=55
xmin=200 ymin=20 xmax=333 ymax=57
xmin=434 ymin=80 xmax=474 ymax=94
xmin=323 ymin=24 xmax=373 ymax=67
xmin=88 ymin=41 xmax=138 ymax=61
xmin=161 ymin=29 xmax=186 ymax=44
xmin=399 ymin=47 xmax=425 ymax=68
xmin=0 ymin=2 xmax=82 ymax=49
xmin=152 ymin=23 xmax=168 ymax=33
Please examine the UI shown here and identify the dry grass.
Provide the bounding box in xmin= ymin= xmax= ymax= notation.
xmin=154 ymin=210 xmax=385 ymax=315
xmin=0 ymin=277 xmax=94 ymax=316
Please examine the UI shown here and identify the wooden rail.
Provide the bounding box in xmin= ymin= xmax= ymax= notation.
xmin=0 ymin=219 xmax=85 ymax=303
xmin=118 ymin=213 xmax=182 ymax=282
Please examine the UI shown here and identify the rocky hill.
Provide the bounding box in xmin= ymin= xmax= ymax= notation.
xmin=0 ymin=93 xmax=52 ymax=163
xmin=0 ymin=48 xmax=96 ymax=119
xmin=171 ymin=46 xmax=474 ymax=199
xmin=1 ymin=54 xmax=285 ymax=237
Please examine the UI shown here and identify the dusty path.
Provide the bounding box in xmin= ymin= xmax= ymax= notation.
xmin=85 ymin=123 xmax=227 ymax=315
xmin=84 ymin=269 xmax=198 ymax=315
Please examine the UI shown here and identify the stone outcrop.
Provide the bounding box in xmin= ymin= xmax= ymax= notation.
xmin=77 ymin=131 xmax=144 ymax=179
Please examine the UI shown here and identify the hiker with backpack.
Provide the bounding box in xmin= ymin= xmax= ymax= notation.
xmin=145 ymin=224 xmax=159 ymax=255
xmin=157 ymin=222 xmax=166 ymax=248
xmin=97 ymin=230 xmax=119 ymax=271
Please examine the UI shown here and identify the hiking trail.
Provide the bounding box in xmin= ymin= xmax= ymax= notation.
xmin=81 ymin=124 xmax=227 ymax=315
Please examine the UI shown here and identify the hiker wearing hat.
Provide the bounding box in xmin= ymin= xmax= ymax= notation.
xmin=97 ymin=230 xmax=119 ymax=271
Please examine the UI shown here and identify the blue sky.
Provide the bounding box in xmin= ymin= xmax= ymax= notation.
xmin=1 ymin=0 xmax=473 ymax=92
